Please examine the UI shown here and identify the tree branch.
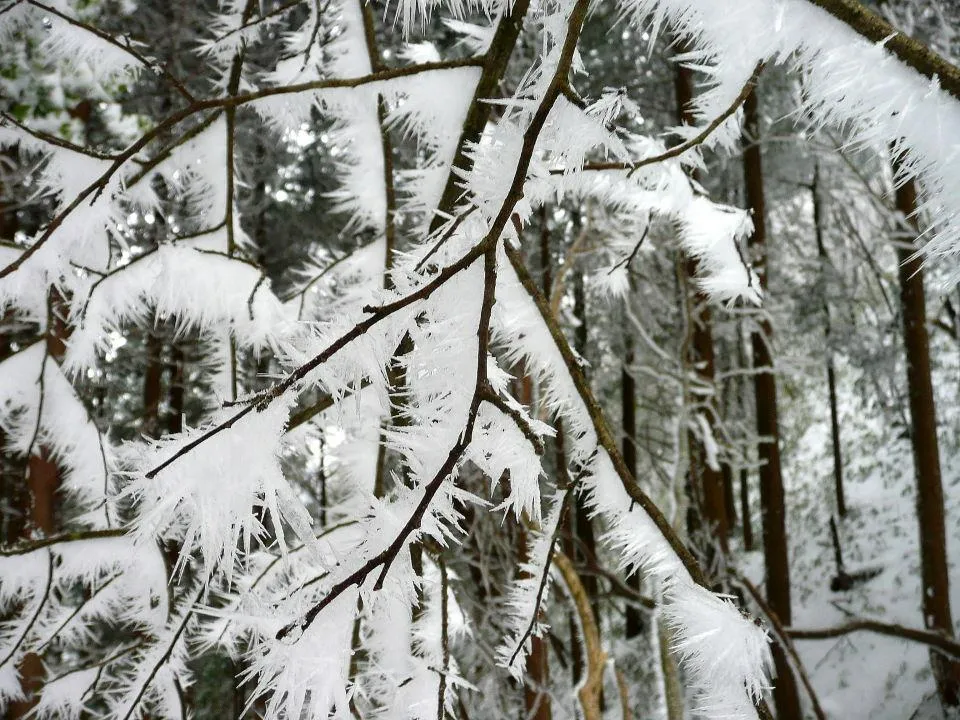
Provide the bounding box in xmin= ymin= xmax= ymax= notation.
xmin=276 ymin=245 xmax=499 ymax=641
xmin=577 ymin=63 xmax=763 ymax=174
xmin=735 ymin=575 xmax=828 ymax=720
xmin=504 ymin=243 xmax=706 ymax=587
xmin=553 ymin=551 xmax=604 ymax=720
xmin=788 ymin=619 xmax=960 ymax=660
xmin=27 ymin=0 xmax=196 ymax=103
xmin=805 ymin=0 xmax=960 ymax=103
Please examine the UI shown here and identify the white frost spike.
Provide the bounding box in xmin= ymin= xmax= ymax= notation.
xmin=677 ymin=196 xmax=761 ymax=305
xmin=621 ymin=0 xmax=960 ymax=272
xmin=246 ymin=587 xmax=358 ymax=720
xmin=0 ymin=343 xmax=110 ymax=520
xmin=64 ymin=242 xmax=292 ymax=373
xmin=496 ymin=491 xmax=565 ymax=679
xmin=39 ymin=11 xmax=142 ymax=82
xmin=103 ymin=585 xmax=199 ymax=720
xmin=468 ymin=399 xmax=548 ymax=521
xmin=662 ymin=580 xmax=772 ymax=718
xmin=125 ymin=397 xmax=316 ymax=581
xmin=538 ymin=97 xmax=630 ymax=174
xmin=31 ymin=667 xmax=100 ymax=720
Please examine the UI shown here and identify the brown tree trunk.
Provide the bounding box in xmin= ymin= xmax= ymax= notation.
xmin=674 ymin=62 xmax=729 ymax=556
xmin=622 ymin=335 xmax=645 ymax=639
xmin=739 ymin=467 xmax=753 ymax=552
xmin=571 ymin=271 xmax=601 ymax=625
xmin=742 ymin=88 xmax=802 ymax=719
xmin=737 ymin=324 xmax=754 ymax=552
xmin=811 ymin=167 xmax=846 ymax=518
xmin=9 ymin=290 xmax=69 ymax=717
xmin=892 ymin=171 xmax=960 ymax=708
xmin=515 ymin=367 xmax=552 ymax=720
xmin=166 ymin=344 xmax=185 ymax=435
xmin=143 ymin=331 xmax=164 ymax=439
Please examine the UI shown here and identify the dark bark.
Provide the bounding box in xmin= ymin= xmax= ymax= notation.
xmin=737 ymin=326 xmax=754 ymax=551
xmin=428 ymin=0 xmax=531 ymax=232
xmin=166 ymin=344 xmax=185 ymax=435
xmin=811 ymin=168 xmax=846 ymax=517
xmin=721 ymin=463 xmax=738 ymax=529
xmin=742 ymin=88 xmax=801 ymax=719
xmin=622 ymin=336 xmax=644 ymax=639
xmin=739 ymin=468 xmax=753 ymax=552
xmin=571 ymin=271 xmax=601 ymax=623
xmin=892 ymin=171 xmax=960 ymax=707
xmin=518 ymin=514 xmax=552 ymax=720
xmin=675 ymin=61 xmax=729 ymax=556
xmin=143 ymin=331 xmax=164 ymax=439
xmin=10 ymin=290 xmax=68 ymax=717
xmin=514 ymin=363 xmax=551 ymax=720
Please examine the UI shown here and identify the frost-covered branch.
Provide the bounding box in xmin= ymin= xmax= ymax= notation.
xmin=276 ymin=244 xmax=499 ymax=642
xmin=806 ymin=0 xmax=960 ymax=101
xmin=579 ymin=62 xmax=764 ymax=173
xmin=25 ymin=0 xmax=196 ymax=102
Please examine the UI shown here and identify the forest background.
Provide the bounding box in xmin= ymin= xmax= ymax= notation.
xmin=3 ymin=0 xmax=960 ymax=718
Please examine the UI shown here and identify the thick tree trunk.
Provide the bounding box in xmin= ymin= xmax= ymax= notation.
xmin=622 ymin=335 xmax=645 ymax=639
xmin=514 ymin=367 xmax=552 ymax=720
xmin=811 ymin=168 xmax=846 ymax=517
xmin=736 ymin=324 xmax=755 ymax=551
xmin=571 ymin=272 xmax=601 ymax=626
xmin=674 ymin=63 xmax=729 ymax=556
xmin=166 ymin=344 xmax=185 ymax=435
xmin=892 ymin=172 xmax=960 ymax=708
xmin=143 ymin=331 xmax=164 ymax=439
xmin=742 ymin=88 xmax=802 ymax=719
xmin=9 ymin=290 xmax=69 ymax=717
xmin=740 ymin=467 xmax=753 ymax=552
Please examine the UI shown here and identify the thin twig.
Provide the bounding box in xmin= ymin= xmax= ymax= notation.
xmin=735 ymin=574 xmax=828 ymax=720
xmin=788 ymin=619 xmax=960 ymax=659
xmin=573 ymin=63 xmax=763 ymax=175
xmin=506 ymin=490 xmax=572 ymax=668
xmin=28 ymin=0 xmax=196 ymax=102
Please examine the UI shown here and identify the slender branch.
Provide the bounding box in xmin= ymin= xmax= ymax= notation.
xmin=608 ymin=217 xmax=651 ymax=274
xmin=35 ymin=574 xmax=119 ymax=652
xmin=212 ymin=0 xmax=301 ymax=45
xmin=27 ymin=0 xmax=196 ymax=103
xmin=1 ymin=111 xmax=121 ymax=161
xmin=0 ymin=59 xmax=485 ymax=282
xmin=416 ymin=206 xmax=478 ymax=272
xmin=481 ymin=385 xmax=545 ymax=456
xmin=0 ymin=528 xmax=126 ymax=556
xmin=788 ymin=619 xmax=960 ymax=659
xmin=553 ymin=551 xmax=604 ymax=720
xmin=507 ymin=490 xmax=571 ymax=668
xmin=276 ymin=245 xmax=499 ymax=641
xmin=0 ymin=549 xmax=53 ymax=669
xmin=144 ymin=240 xmax=490 ymax=480
xmin=437 ymin=554 xmax=449 ymax=720
xmin=735 ymin=575 xmax=828 ymax=720
xmin=504 ymin=243 xmax=706 ymax=587
xmin=575 ymin=63 xmax=763 ymax=174
xmin=286 ymin=387 xmax=347 ymax=431
xmin=117 ymin=586 xmax=202 ymax=720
